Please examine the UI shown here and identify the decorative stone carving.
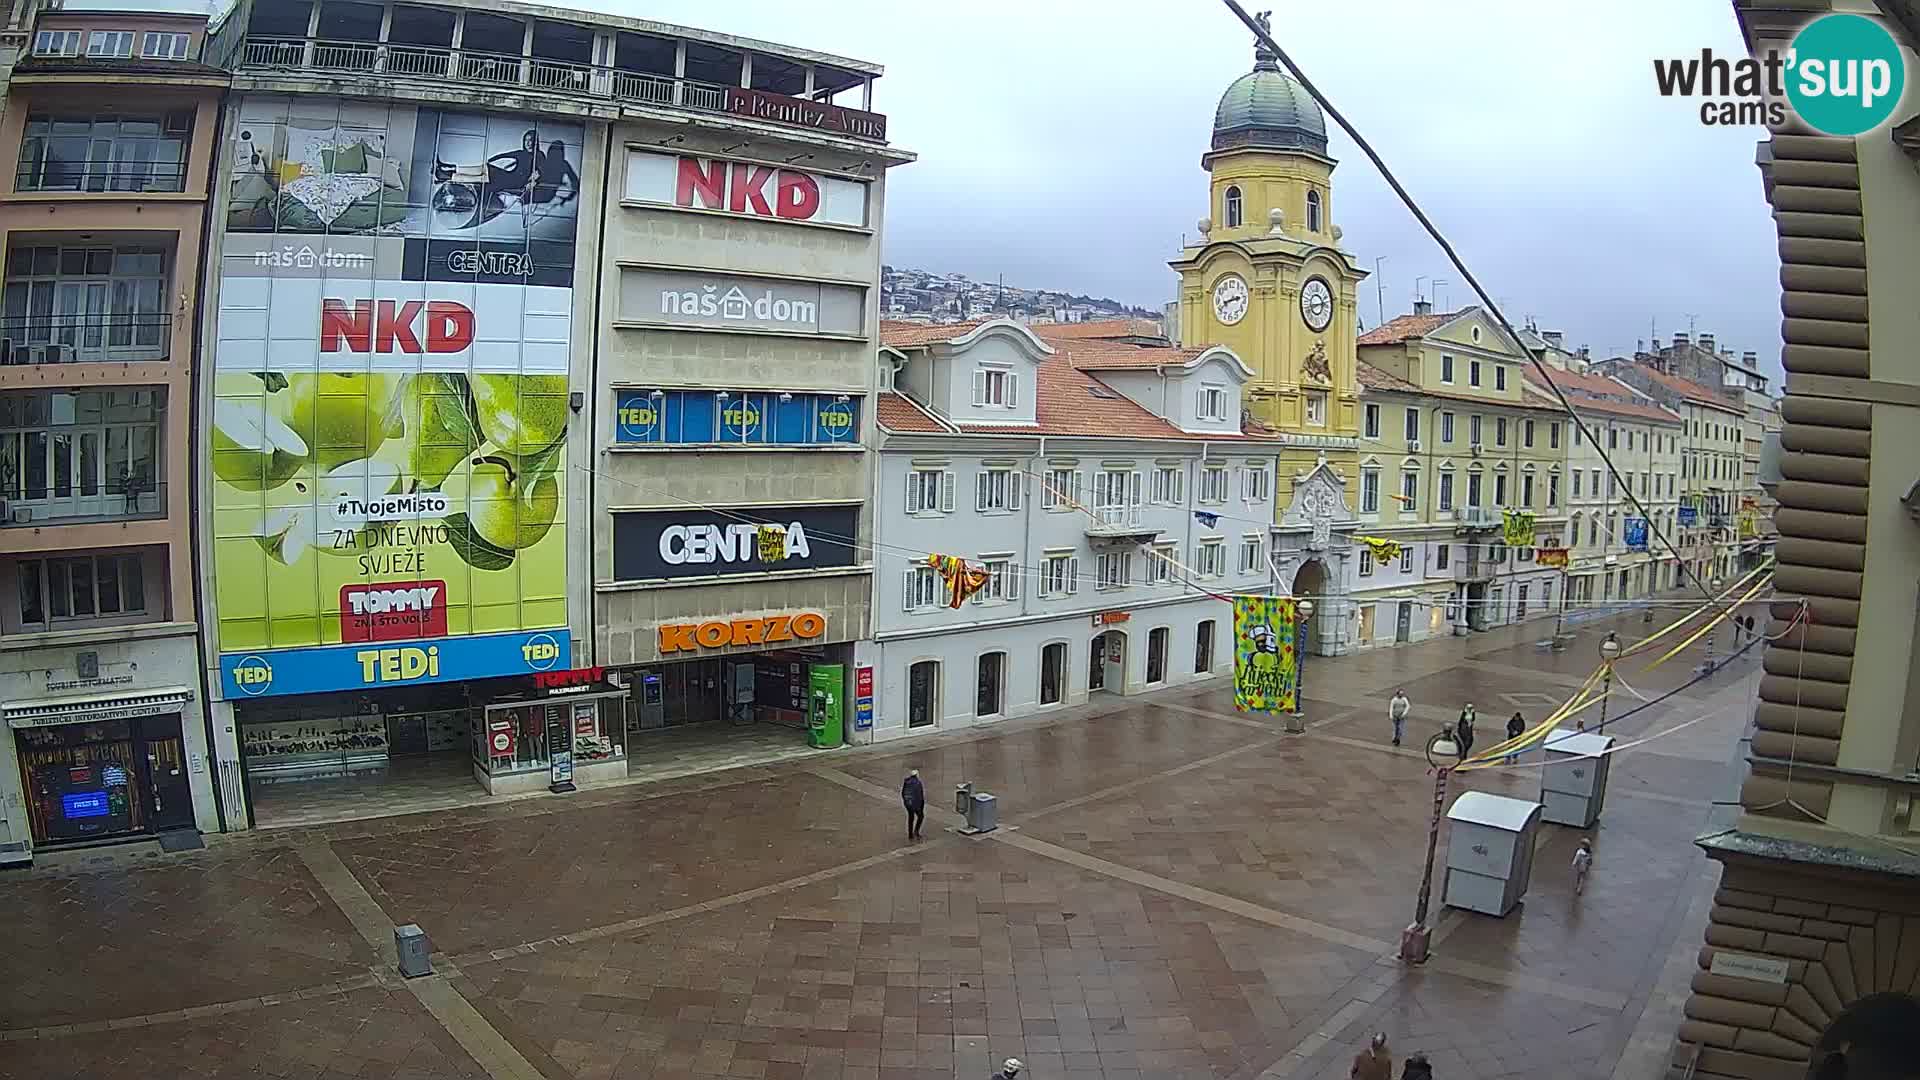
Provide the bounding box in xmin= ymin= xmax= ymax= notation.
xmin=1196 ymin=216 xmax=1212 ymax=238
xmin=1302 ymin=339 xmax=1332 ymax=384
xmin=1267 ymin=208 xmax=1286 ymax=235
xmin=1279 ymin=456 xmax=1356 ymax=552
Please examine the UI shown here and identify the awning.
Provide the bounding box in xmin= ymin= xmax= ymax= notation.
xmin=5 ymin=687 xmax=193 ymax=729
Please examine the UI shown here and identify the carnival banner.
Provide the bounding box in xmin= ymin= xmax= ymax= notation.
xmin=1502 ymin=509 xmax=1536 ymax=548
xmin=1678 ymin=505 xmax=1698 ymax=527
xmin=1624 ymin=517 xmax=1649 ymax=551
xmin=1536 ymin=547 xmax=1570 ymax=568
xmin=1738 ymin=512 xmax=1759 ymax=539
xmin=1355 ymin=535 xmax=1402 ymax=564
xmin=1233 ymin=596 xmax=1298 ymax=715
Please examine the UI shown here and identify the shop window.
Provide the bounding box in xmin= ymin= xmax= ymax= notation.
xmin=1195 ymin=620 xmax=1215 ymax=674
xmin=1146 ymin=627 xmax=1168 ymax=684
xmin=976 ymin=651 xmax=1005 ymax=717
xmin=1040 ymin=642 xmax=1066 ymax=705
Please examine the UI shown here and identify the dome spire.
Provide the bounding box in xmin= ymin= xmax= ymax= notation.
xmin=1251 ymin=9 xmax=1280 ymax=72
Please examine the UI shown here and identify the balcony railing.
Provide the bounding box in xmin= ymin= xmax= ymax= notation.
xmin=16 ymin=162 xmax=188 ymax=195
xmin=0 ymin=313 xmax=172 ymax=364
xmin=237 ymin=36 xmax=888 ymax=142
xmin=0 ymin=480 xmax=167 ymax=527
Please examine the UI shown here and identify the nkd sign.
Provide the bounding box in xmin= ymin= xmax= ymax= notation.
xmin=624 ymin=151 xmax=869 ymax=229
xmin=619 ymin=268 xmax=864 ymax=337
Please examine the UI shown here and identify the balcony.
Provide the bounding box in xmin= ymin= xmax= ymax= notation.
xmin=1453 ymin=546 xmax=1495 ymax=582
xmin=1084 ymin=503 xmax=1161 ymax=545
xmin=1 ymin=479 xmax=167 ymax=527
xmin=1456 ymin=506 xmax=1500 ymax=531
xmin=0 ymin=313 xmax=172 ymax=365
xmin=235 ymin=36 xmax=888 ymax=142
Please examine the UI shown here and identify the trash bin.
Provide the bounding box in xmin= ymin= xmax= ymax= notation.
xmin=955 ymin=781 xmax=974 ymax=815
xmin=395 ymin=924 xmax=432 ymax=978
xmin=967 ymin=792 xmax=998 ymax=833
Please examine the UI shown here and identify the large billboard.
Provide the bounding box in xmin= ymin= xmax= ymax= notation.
xmin=211 ymin=96 xmax=581 ymax=698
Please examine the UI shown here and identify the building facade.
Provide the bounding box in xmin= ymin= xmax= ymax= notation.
xmin=864 ymin=320 xmax=1276 ymax=738
xmin=1669 ymin=2 xmax=1920 ymax=1074
xmin=193 ymin=0 xmax=903 ymax=825
xmin=0 ymin=4 xmax=226 ymax=862
xmin=1353 ymin=306 xmax=1568 ymax=640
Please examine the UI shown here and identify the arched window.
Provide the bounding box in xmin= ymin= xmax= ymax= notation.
xmin=1224 ymin=186 xmax=1243 ymax=228
xmin=1306 ymin=190 xmax=1323 ymax=232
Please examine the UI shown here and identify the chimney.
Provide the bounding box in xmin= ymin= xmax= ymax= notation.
xmin=1543 ymin=330 xmax=1564 ymax=348
xmin=1699 ymin=332 xmax=1715 ymax=353
xmin=1742 ymin=350 xmax=1757 ymax=365
xmin=1578 ymin=345 xmax=1590 ymax=363
xmin=1673 ymin=331 xmax=1689 ymax=348
xmin=1412 ymin=298 xmax=1432 ymax=316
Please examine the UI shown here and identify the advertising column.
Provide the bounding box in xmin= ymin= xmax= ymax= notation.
xmin=209 ymin=97 xmax=581 ymax=706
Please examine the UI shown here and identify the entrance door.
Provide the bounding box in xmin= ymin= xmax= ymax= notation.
xmin=1290 ymin=559 xmax=1327 ymax=655
xmin=1195 ymin=620 xmax=1216 ymax=674
xmin=1357 ymin=604 xmax=1376 ymax=644
xmin=1040 ymin=642 xmax=1066 ymax=705
xmin=141 ymin=716 xmax=193 ymax=831
xmin=1516 ymin=584 xmax=1530 ymax=621
xmin=1395 ymin=601 xmax=1412 ymax=644
xmin=1088 ymin=633 xmax=1107 ymax=692
xmin=907 ymin=661 xmax=938 ymax=728
xmin=1146 ymin=627 xmax=1168 ymax=684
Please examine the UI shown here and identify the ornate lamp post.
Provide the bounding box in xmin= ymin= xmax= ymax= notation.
xmin=1699 ymin=577 xmax=1724 ymax=675
xmin=1592 ymin=631 xmax=1622 ymax=732
xmin=1402 ymin=722 xmax=1463 ymax=965
xmin=1286 ymin=598 xmax=1315 ymax=734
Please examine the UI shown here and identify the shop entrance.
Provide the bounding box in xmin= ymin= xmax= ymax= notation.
xmin=15 ymin=713 xmax=191 ymax=845
xmin=1089 ymin=631 xmax=1125 ymax=694
xmin=619 ymin=648 xmax=848 ymax=779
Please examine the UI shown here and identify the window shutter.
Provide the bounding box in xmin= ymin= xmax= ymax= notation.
xmin=1073 ymin=470 xmax=1084 ymax=506
xmin=1010 ymin=471 xmax=1023 ymax=510
xmin=1067 ymin=557 xmax=1079 ymax=594
xmin=941 ymin=470 xmax=956 ymax=512
xmin=903 ymin=569 xmax=917 ymax=611
xmin=976 ymin=471 xmax=989 ymax=511
xmin=1007 ymin=371 xmax=1019 ymax=408
xmin=905 ymin=471 xmax=922 ymax=514
xmin=972 ymin=368 xmax=986 ymax=406
xmin=1007 ymin=561 xmax=1020 ymax=600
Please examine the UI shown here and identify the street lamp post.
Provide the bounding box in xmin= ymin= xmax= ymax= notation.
xmin=1698 ymin=577 xmax=1724 ymax=676
xmin=1402 ymin=725 xmax=1462 ymax=965
xmin=1593 ymin=631 xmax=1622 ymax=733
xmin=1286 ymin=598 xmax=1315 ymax=734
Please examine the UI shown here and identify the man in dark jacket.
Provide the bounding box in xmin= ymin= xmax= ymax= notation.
xmin=902 ymin=769 xmax=926 ymax=840
xmin=1505 ymin=711 xmax=1526 ymax=764
xmin=1455 ymin=703 xmax=1476 ymax=760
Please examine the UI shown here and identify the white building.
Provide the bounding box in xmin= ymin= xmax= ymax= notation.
xmin=862 ymin=319 xmax=1279 ymax=739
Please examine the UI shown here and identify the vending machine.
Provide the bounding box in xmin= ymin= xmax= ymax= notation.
xmin=807 ymin=663 xmax=844 ymax=748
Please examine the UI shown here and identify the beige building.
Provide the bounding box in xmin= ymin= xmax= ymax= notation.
xmin=1670 ymin=2 xmax=1920 ymax=1075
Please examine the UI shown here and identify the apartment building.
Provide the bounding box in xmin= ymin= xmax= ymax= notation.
xmin=864 ymin=319 xmax=1277 ymax=736
xmin=1601 ymin=362 xmax=1749 ymax=584
xmin=0 ymin=4 xmax=226 ymax=861
xmin=1354 ymin=304 xmax=1568 ymax=638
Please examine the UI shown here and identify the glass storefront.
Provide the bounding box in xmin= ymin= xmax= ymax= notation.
xmin=14 ymin=712 xmax=193 ymax=844
xmin=619 ymin=649 xmax=841 ymax=740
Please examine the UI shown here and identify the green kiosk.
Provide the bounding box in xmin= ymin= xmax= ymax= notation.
xmin=807 ymin=664 xmax=844 ymax=748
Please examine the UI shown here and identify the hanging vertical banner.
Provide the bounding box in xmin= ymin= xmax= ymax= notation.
xmin=1624 ymin=517 xmax=1649 ymax=551
xmin=1501 ymin=509 xmax=1536 ymax=548
xmin=1233 ymin=596 xmax=1298 ymax=714
xmin=1678 ymin=505 xmax=1698 ymax=527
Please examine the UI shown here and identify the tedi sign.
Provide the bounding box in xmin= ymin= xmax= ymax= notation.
xmin=1653 ymin=13 xmax=1906 ymax=134
xmin=624 ymin=151 xmax=869 ymax=228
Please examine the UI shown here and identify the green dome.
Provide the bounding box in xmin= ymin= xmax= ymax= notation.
xmin=1212 ymin=52 xmax=1328 ymax=156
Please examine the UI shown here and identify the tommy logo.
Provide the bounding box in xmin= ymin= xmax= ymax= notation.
xmin=320 ymin=299 xmax=475 ymax=354
xmin=340 ymin=581 xmax=449 ymax=643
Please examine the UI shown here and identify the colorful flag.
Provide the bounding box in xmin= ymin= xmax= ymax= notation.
xmin=1355 ymin=535 xmax=1402 ymax=563
xmin=1501 ymin=509 xmax=1536 ymax=548
xmin=1536 ymin=547 xmax=1570 ymax=568
xmin=1233 ymin=596 xmax=1298 ymax=714
xmin=926 ymin=554 xmax=990 ymax=609
xmin=756 ymin=524 xmax=787 ymax=564
xmin=1194 ymin=511 xmax=1220 ymax=528
xmin=1678 ymin=505 xmax=1698 ymax=527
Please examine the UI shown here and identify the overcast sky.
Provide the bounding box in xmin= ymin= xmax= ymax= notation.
xmin=585 ymin=0 xmax=1782 ymax=374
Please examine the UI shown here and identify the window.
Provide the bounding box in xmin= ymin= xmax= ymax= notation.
xmin=1495 ymin=366 xmax=1508 ymax=391
xmin=1359 ymin=548 xmax=1375 ymax=576
xmin=1360 ymin=468 xmax=1380 ymax=513
xmin=976 ymin=466 xmax=1021 ymax=512
xmin=1404 ymin=407 xmax=1420 ymax=443
xmin=1440 ymin=411 xmax=1455 ymax=443
xmin=1040 ymin=552 xmax=1078 ymax=597
xmin=973 ymin=366 xmax=1017 ymax=408
xmin=1239 ymin=534 xmax=1265 ymax=574
xmin=1399 ymin=546 xmax=1415 ymax=574
xmin=1195 ymin=540 xmax=1226 ymax=578
xmin=1609 ymin=427 xmax=1619 ymax=450
xmin=1041 ymin=643 xmax=1067 ymax=705
xmin=19 ymin=553 xmax=146 ymax=626
xmin=977 ymin=652 xmax=1005 ymax=717
xmin=1150 ymin=544 xmax=1177 ymax=584
xmin=1495 ymin=417 xmax=1508 ymax=446
xmin=1306 ymin=189 xmax=1323 ymax=232
xmin=141 ymin=31 xmax=192 ymax=59
xmin=1469 ymin=360 xmax=1482 ymax=387
xmin=1224 ymin=185 xmax=1243 ymax=228
xmin=1469 ymin=415 xmax=1483 ymax=445
xmin=1195 ymin=620 xmax=1216 ymax=674
xmin=1096 ymin=551 xmax=1132 ymax=588
xmin=1468 ymin=471 xmax=1483 ymax=507
xmin=1441 ymin=355 xmax=1455 ymax=383
xmin=1608 ymin=473 xmax=1617 ymax=496
xmin=1093 ymin=468 xmax=1139 ymax=525
xmin=1494 ymin=472 xmax=1508 ymax=506
xmin=87 ymin=31 xmax=135 ymax=57
xmin=1438 ymin=471 xmax=1454 ymax=510
xmin=1199 ymin=384 xmax=1228 ymax=421
xmin=1435 ymin=544 xmax=1450 ymax=570
xmin=903 ymin=565 xmax=942 ymax=611
xmin=1570 ymin=512 xmax=1582 ymax=545
xmin=5 ymin=243 xmax=174 ymax=362
xmin=1573 ymin=424 xmax=1584 ymax=446
xmin=1042 ymin=467 xmax=1081 ymax=511
xmin=1240 ymin=464 xmax=1270 ymax=502
xmin=1151 ymin=466 xmax=1183 ymax=505
xmin=1588 ymin=518 xmax=1599 ymax=546
xmin=1200 ymin=466 xmax=1229 ymax=503
xmin=1548 ymin=472 xmax=1561 ymax=507
xmin=1572 ymin=471 xmax=1582 ymax=498
xmin=1523 ymin=419 xmax=1535 ymax=448
xmin=0 ymin=389 xmax=163 ymax=521
xmin=1400 ymin=470 xmax=1419 ymax=511
xmin=1522 ymin=472 xmax=1535 ymax=506
xmin=904 ymin=468 xmax=953 ymax=514
xmin=34 ymin=30 xmax=82 ymax=56
xmin=1591 ymin=468 xmax=1601 ymax=493
xmin=1305 ymin=391 xmax=1327 ymax=426
xmin=1364 ymin=403 xmax=1380 ymax=439
xmin=971 ymin=556 xmax=1020 ymax=605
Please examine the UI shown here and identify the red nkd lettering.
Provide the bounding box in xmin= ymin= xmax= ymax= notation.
xmin=728 ymin=163 xmax=776 ymax=216
xmin=775 ymin=170 xmax=820 ymax=220
xmin=675 ymin=156 xmax=727 ymax=210
xmin=320 ymin=299 xmax=474 ymax=354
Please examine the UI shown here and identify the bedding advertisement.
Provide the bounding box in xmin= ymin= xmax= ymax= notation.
xmin=211 ymin=96 xmax=581 ymax=697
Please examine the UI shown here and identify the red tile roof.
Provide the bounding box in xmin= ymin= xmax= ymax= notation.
xmin=1029 ymin=318 xmax=1164 ymax=341
xmin=1047 ymin=338 xmax=1210 ymax=371
xmin=1355 ymin=309 xmax=1469 ymax=346
xmin=1524 ymin=365 xmax=1638 ymax=399
xmin=1640 ymin=367 xmax=1741 ymax=411
xmin=1356 ymin=362 xmax=1418 ymax=393
xmin=879 ymin=320 xmax=991 ymax=348
xmin=950 ymin=355 xmax=1189 ymax=438
xmin=874 ymin=392 xmax=951 ymax=434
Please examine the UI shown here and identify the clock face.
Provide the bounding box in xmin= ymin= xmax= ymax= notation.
xmin=1300 ymin=277 xmax=1334 ymax=332
xmin=1212 ymin=274 xmax=1249 ymax=326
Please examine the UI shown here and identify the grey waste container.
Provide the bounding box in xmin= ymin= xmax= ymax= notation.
xmin=395 ymin=924 xmax=432 ymax=978
xmin=968 ymin=792 xmax=998 ymax=833
xmin=955 ymin=782 xmax=974 ymax=815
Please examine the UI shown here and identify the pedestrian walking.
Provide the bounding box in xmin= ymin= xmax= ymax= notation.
xmin=991 ymin=1058 xmax=1024 ymax=1080
xmin=1572 ymin=836 xmax=1594 ymax=895
xmin=1505 ymin=711 xmax=1525 ymax=765
xmin=1399 ymin=1053 xmax=1433 ymax=1080
xmin=1350 ymin=1032 xmax=1393 ymax=1080
xmin=902 ymin=769 xmax=926 ymax=840
xmin=1455 ymin=703 xmax=1476 ymax=760
xmin=1388 ymin=689 xmax=1411 ymax=747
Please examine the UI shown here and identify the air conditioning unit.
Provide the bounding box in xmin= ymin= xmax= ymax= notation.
xmin=1407 ymin=439 xmax=1422 ymax=452
xmin=10 ymin=504 xmax=31 ymax=524
xmin=47 ymin=342 xmax=74 ymax=364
